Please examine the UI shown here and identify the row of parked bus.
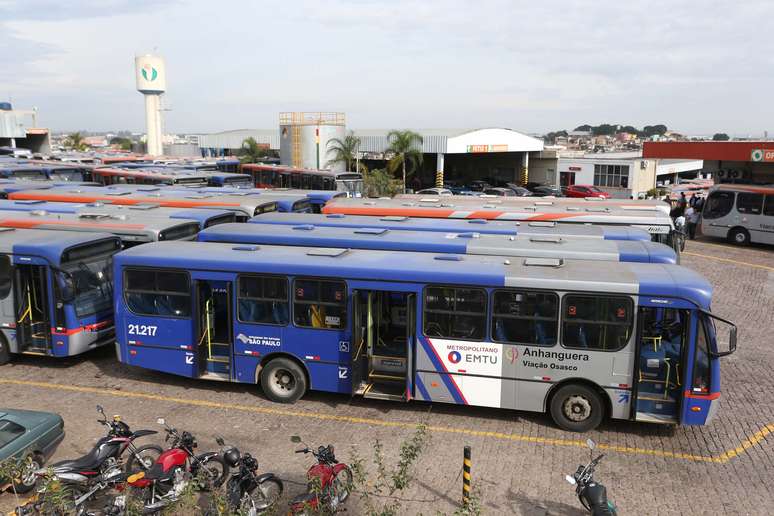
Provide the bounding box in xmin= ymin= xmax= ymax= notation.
xmin=0 ymin=171 xmax=738 ymax=434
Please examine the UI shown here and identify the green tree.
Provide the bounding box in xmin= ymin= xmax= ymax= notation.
xmin=109 ymin=136 xmax=133 ymax=151
xmin=712 ymin=133 xmax=730 ymax=141
xmin=574 ymin=124 xmax=592 ymax=132
xmin=65 ymin=132 xmax=87 ymax=151
xmin=326 ymin=131 xmax=361 ymax=171
xmin=385 ymin=130 xmax=423 ymax=193
xmin=362 ymin=167 xmax=401 ymax=197
xmin=239 ymin=136 xmax=270 ymax=163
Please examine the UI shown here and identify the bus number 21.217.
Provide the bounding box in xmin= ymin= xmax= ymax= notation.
xmin=128 ymin=324 xmax=158 ymax=336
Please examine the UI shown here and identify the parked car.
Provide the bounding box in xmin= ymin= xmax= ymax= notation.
xmin=530 ymin=185 xmax=564 ymax=197
xmin=0 ymin=409 xmax=65 ymax=493
xmin=504 ymin=183 xmax=533 ymax=196
xmin=564 ymin=185 xmax=611 ymax=198
xmin=416 ymin=187 xmax=453 ymax=196
xmin=483 ymin=187 xmax=517 ymax=196
xmin=468 ymin=180 xmax=491 ymax=192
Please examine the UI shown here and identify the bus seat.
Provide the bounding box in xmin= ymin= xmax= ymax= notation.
xmin=128 ymin=293 xmax=157 ymax=315
xmin=272 ymin=303 xmax=289 ymax=325
xmin=534 ymin=317 xmax=548 ymax=345
xmin=495 ymin=318 xmax=508 ymax=342
xmin=155 ymin=296 xmax=176 ymax=316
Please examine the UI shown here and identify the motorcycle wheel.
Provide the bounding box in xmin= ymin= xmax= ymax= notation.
xmin=125 ymin=444 xmax=164 ymax=474
xmin=332 ymin=467 xmax=353 ymax=504
xmin=195 ymin=455 xmax=228 ymax=490
xmin=246 ymin=477 xmax=283 ymax=511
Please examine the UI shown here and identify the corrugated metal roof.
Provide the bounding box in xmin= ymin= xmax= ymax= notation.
xmin=198 ymin=129 xmax=279 ymax=150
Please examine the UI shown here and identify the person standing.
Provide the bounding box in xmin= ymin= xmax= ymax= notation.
xmin=686 ymin=205 xmax=699 ymax=240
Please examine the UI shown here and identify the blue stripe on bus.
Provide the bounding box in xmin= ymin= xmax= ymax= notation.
xmin=418 ymin=337 xmax=467 ymax=405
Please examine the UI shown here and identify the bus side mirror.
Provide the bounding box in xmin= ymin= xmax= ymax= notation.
xmin=56 ymin=272 xmax=76 ymax=302
xmin=713 ymin=325 xmax=737 ymax=358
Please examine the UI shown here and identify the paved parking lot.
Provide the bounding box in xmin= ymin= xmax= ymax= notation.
xmin=1 ymin=237 xmax=773 ymax=515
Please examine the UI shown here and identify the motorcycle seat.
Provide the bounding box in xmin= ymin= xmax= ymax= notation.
xmin=51 ymin=447 xmax=103 ymax=472
xmin=291 ymin=492 xmax=316 ymax=505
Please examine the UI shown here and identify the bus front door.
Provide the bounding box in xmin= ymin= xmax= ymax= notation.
xmin=196 ymin=280 xmax=233 ymax=381
xmin=633 ymin=307 xmax=689 ymax=424
xmin=14 ymin=265 xmax=51 ymax=355
xmin=351 ymin=290 xmax=413 ymax=401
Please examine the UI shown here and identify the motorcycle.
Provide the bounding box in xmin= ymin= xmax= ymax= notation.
xmin=15 ymin=405 xmax=161 ymax=515
xmin=214 ymin=436 xmax=283 ymax=515
xmin=288 ymin=435 xmax=352 ymax=515
xmin=565 ymin=439 xmax=617 ymax=516
xmin=113 ymin=417 xmax=227 ymax=513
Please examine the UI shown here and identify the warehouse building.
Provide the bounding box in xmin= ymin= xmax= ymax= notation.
xmin=197 ymin=122 xmax=553 ymax=189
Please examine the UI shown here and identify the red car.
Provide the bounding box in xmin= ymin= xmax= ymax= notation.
xmin=563 ymin=185 xmax=611 ymax=198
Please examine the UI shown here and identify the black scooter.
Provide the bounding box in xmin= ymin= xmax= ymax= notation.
xmin=565 ymin=439 xmax=617 ymax=516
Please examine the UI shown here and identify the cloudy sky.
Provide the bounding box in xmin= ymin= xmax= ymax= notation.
xmin=1 ymin=0 xmax=772 ymax=136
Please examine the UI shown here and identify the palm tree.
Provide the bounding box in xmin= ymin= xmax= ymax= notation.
xmin=65 ymin=132 xmax=87 ymax=151
xmin=326 ymin=131 xmax=361 ymax=171
xmin=385 ymin=130 xmax=423 ymax=193
xmin=239 ymin=137 xmax=269 ymax=163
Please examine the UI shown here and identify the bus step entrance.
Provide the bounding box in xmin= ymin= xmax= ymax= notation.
xmin=361 ymin=381 xmax=406 ymax=401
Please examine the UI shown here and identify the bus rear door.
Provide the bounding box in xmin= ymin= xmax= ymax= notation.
xmin=195 ymin=279 xmax=233 ymax=380
xmin=351 ymin=288 xmax=416 ymax=401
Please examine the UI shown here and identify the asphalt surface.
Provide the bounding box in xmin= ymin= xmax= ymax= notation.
xmin=1 ymin=236 xmax=772 ymax=515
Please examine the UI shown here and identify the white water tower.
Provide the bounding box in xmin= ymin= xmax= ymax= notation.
xmin=135 ymin=54 xmax=166 ymax=156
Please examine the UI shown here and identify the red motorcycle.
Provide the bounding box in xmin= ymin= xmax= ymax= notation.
xmin=116 ymin=418 xmax=227 ymax=513
xmin=289 ymin=436 xmax=352 ymax=515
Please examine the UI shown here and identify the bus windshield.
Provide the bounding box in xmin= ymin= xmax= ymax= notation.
xmin=336 ymin=178 xmax=363 ymax=196
xmin=49 ymin=168 xmax=86 ymax=182
xmin=62 ymin=257 xmax=113 ymax=317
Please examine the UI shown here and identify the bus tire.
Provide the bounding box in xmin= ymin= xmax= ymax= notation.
xmin=728 ymin=227 xmax=750 ymax=245
xmin=0 ymin=334 xmax=10 ymax=365
xmin=260 ymin=358 xmax=307 ymax=404
xmin=549 ymin=383 xmax=605 ymax=433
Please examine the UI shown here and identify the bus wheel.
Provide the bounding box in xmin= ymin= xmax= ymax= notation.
xmin=729 ymin=227 xmax=750 ymax=245
xmin=0 ymin=334 xmax=10 ymax=365
xmin=549 ymin=384 xmax=604 ymax=432
xmin=260 ymin=358 xmax=307 ymax=404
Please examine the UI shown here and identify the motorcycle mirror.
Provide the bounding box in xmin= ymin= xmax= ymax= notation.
xmin=96 ymin=405 xmax=104 ymax=414
xmin=565 ymin=475 xmax=576 ymax=485
xmin=215 ymin=436 xmax=225 ymax=446
xmin=157 ymin=418 xmax=166 ymax=426
xmin=290 ymin=435 xmax=302 ymax=443
xmin=586 ymin=439 xmax=596 ymax=450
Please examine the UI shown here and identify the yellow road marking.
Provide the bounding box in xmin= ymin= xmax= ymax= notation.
xmin=682 ymin=251 xmax=774 ymax=272
xmin=0 ymin=378 xmax=771 ymax=464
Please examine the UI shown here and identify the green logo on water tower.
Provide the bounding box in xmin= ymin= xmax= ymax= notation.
xmin=141 ymin=65 xmax=158 ymax=82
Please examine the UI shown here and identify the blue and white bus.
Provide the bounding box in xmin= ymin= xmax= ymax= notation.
xmin=247 ymin=213 xmax=653 ymax=241
xmin=0 ymin=229 xmax=121 ymax=364
xmin=8 ymin=187 xmax=278 ymax=220
xmin=198 ymin=223 xmax=677 ymax=264
xmin=0 ymin=200 xmax=237 ymax=230
xmin=113 ymin=242 xmax=735 ymax=431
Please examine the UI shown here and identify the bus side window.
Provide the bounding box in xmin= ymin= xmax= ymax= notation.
xmin=423 ymin=286 xmax=486 ymax=341
xmin=763 ymin=195 xmax=774 ymax=217
xmin=293 ymin=278 xmax=346 ymax=330
xmin=702 ymin=191 xmax=734 ymax=219
xmin=125 ymin=269 xmax=191 ymax=318
xmin=692 ymin=317 xmax=712 ymax=394
xmin=491 ymin=289 xmax=558 ymax=346
xmin=736 ymin=192 xmax=763 ymax=215
xmin=562 ymin=295 xmax=633 ymax=351
xmin=0 ymin=255 xmax=10 ymax=299
xmin=238 ymin=274 xmax=288 ymax=325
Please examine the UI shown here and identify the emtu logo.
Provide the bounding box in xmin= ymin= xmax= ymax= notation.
xmin=448 ymin=351 xmax=462 ymax=364
xmin=141 ymin=65 xmax=158 ymax=82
